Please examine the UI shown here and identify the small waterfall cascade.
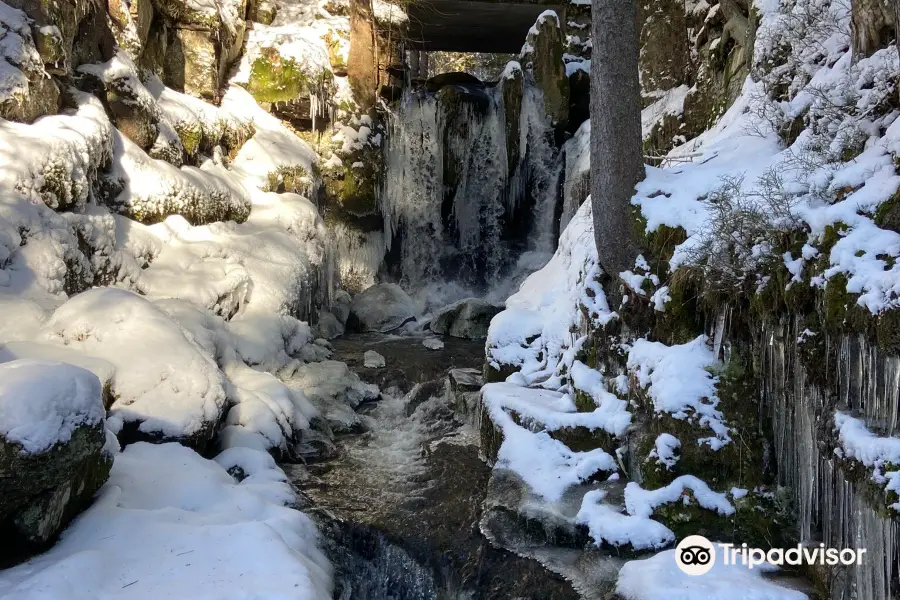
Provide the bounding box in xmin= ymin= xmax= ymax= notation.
xmin=380 ymin=81 xmax=562 ymax=294
xmin=757 ymin=318 xmax=900 ymax=600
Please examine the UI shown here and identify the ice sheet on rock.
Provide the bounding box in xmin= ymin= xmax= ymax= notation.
xmin=624 ymin=475 xmax=735 ymax=519
xmin=627 ymin=336 xmax=731 ymax=449
xmin=0 ymin=359 xmax=105 ymax=454
xmin=0 ymin=442 xmax=333 ymax=599
xmin=39 ymin=288 xmax=226 ymax=443
xmin=616 ymin=549 xmax=807 ymax=600
xmin=576 ymin=489 xmax=675 ymax=550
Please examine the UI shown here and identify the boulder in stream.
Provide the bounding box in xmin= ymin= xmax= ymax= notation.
xmin=348 ymin=283 xmax=417 ymax=333
xmin=430 ymin=298 xmax=504 ymax=340
xmin=363 ymin=350 xmax=386 ymax=368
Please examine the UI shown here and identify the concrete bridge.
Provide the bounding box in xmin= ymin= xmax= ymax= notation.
xmin=404 ymin=0 xmax=568 ymax=54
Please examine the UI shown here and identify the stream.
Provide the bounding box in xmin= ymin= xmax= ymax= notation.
xmin=286 ymin=333 xmax=582 ymax=600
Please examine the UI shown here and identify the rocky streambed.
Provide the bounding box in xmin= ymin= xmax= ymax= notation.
xmin=287 ymin=333 xmax=582 ymax=600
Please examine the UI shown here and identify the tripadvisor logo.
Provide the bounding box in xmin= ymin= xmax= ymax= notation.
xmin=674 ymin=535 xmax=867 ymax=576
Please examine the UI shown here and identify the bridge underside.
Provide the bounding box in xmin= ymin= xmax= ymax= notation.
xmin=404 ymin=1 xmax=567 ymax=54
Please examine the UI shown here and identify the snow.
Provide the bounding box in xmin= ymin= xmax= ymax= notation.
xmin=649 ymin=433 xmax=681 ymax=469
xmin=616 ymin=550 xmax=807 ymax=600
xmin=0 ymin=359 xmax=105 ymax=454
xmin=569 ymin=361 xmax=632 ymax=436
xmin=834 ymin=411 xmax=900 ymax=466
xmin=0 ymin=341 xmax=115 ymax=387
xmin=39 ymin=288 xmax=227 ymax=442
xmin=486 ymin=200 xmax=614 ymax=385
xmin=0 ymin=2 xmax=44 ymax=104
xmin=625 ymin=476 xmax=735 ymax=519
xmin=423 ymin=337 xmax=444 ymax=350
xmin=576 ymin=489 xmax=675 ymax=550
xmin=484 ymin=383 xmax=618 ymax=502
xmin=641 ymin=85 xmax=690 ymax=140
xmin=0 ymin=442 xmax=332 ymax=599
xmin=363 ymin=350 xmax=386 ymax=368
xmin=627 ymin=336 xmax=731 ymax=449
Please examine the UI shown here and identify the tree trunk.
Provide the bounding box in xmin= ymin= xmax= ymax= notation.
xmin=348 ymin=0 xmax=377 ymax=109
xmin=590 ymin=0 xmax=644 ymax=300
xmin=851 ymin=0 xmax=894 ymax=60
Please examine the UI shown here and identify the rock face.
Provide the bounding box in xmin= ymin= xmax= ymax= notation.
xmin=521 ymin=11 xmax=569 ymax=127
xmin=347 ymin=283 xmax=417 ymax=333
xmin=0 ymin=360 xmax=113 ymax=562
xmin=0 ymin=3 xmax=61 ymax=123
xmin=430 ymin=298 xmax=504 ymax=340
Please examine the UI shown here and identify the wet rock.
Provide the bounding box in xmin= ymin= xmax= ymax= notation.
xmin=332 ymin=289 xmax=353 ymax=325
xmin=448 ymin=367 xmax=482 ymax=421
xmin=0 ymin=361 xmax=113 ymax=564
xmin=431 ymin=298 xmax=504 ymax=340
xmin=348 ymin=283 xmax=417 ymax=333
xmin=404 ymin=378 xmax=447 ymax=417
xmin=315 ymin=310 xmax=345 ymax=339
xmin=363 ymin=350 xmax=385 ymax=368
xmin=521 ymin=11 xmax=569 ymax=126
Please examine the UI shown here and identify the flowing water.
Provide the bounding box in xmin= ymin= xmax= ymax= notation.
xmin=294 ymin=333 xmax=581 ymax=600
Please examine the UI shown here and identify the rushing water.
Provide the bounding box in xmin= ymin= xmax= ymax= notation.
xmin=295 ymin=333 xmax=581 ymax=600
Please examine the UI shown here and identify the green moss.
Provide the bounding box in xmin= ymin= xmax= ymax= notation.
xmin=875 ymin=189 xmax=900 ymax=234
xmin=247 ymin=49 xmax=310 ymax=104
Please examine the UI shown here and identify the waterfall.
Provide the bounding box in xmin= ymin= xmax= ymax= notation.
xmin=380 ymin=82 xmax=561 ymax=295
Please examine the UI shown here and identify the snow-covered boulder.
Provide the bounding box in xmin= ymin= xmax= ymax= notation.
xmin=0 ymin=341 xmax=116 ymax=405
xmin=347 ymin=283 xmax=416 ymax=332
xmin=39 ymin=288 xmax=227 ymax=451
xmin=363 ymin=350 xmax=385 ymax=368
xmin=430 ymin=298 xmax=504 ymax=340
xmin=285 ymin=360 xmax=378 ymax=433
xmin=0 ymin=442 xmax=333 ymax=597
xmin=0 ymin=360 xmax=113 ymax=551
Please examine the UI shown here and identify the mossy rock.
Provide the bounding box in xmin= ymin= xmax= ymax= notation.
xmin=521 ymin=13 xmax=569 ymax=126
xmin=0 ymin=422 xmax=112 ymax=563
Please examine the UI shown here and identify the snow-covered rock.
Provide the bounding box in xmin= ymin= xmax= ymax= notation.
xmin=285 ymin=360 xmax=378 ymax=432
xmin=39 ymin=288 xmax=227 ymax=451
xmin=0 ymin=2 xmax=60 ymax=123
xmin=430 ymin=298 xmax=504 ymax=340
xmin=0 ymin=359 xmax=113 ymax=550
xmin=348 ymin=283 xmax=417 ymax=332
xmin=616 ymin=549 xmax=807 ymax=600
xmin=422 ymin=337 xmax=444 ymax=350
xmin=363 ymin=350 xmax=385 ymax=368
xmin=0 ymin=342 xmax=116 ymax=403
xmin=0 ymin=442 xmax=333 ymax=598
